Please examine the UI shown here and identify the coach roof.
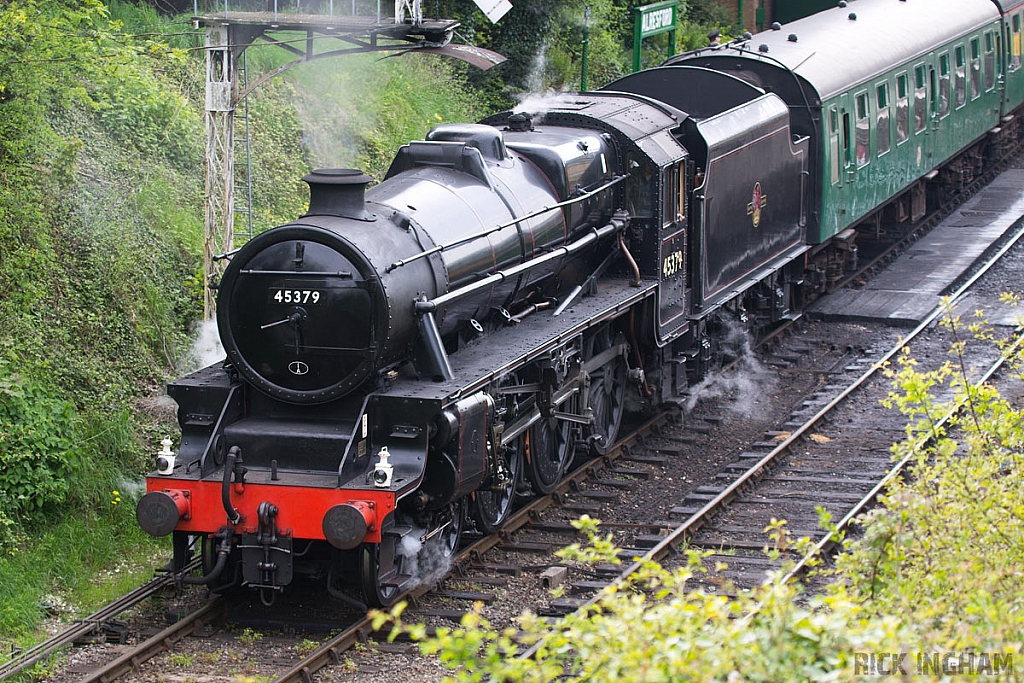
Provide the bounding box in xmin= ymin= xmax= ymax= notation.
xmin=667 ymin=0 xmax=1000 ymax=102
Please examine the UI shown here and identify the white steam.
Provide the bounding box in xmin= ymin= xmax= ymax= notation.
xmin=523 ymin=40 xmax=549 ymax=95
xmin=291 ymin=55 xmax=371 ymax=169
xmin=684 ymin=318 xmax=775 ymax=418
xmin=115 ymin=476 xmax=147 ymax=500
xmin=399 ymin=527 xmax=455 ymax=587
xmin=186 ymin=319 xmax=225 ymax=372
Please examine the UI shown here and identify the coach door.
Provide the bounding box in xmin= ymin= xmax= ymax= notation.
xmin=823 ymin=92 xmax=857 ymax=237
xmin=838 ymin=93 xmax=855 ymax=185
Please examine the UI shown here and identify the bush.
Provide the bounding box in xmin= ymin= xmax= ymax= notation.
xmin=0 ymin=360 xmax=80 ymax=547
xmin=374 ymin=520 xmax=922 ymax=682
xmin=835 ymin=299 xmax=1024 ymax=657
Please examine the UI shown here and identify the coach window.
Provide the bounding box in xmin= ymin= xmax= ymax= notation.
xmin=970 ymin=37 xmax=981 ymax=99
xmin=955 ymin=45 xmax=967 ymax=108
xmin=1014 ymin=14 xmax=1022 ymax=69
xmin=984 ymin=31 xmax=995 ymax=91
xmin=913 ymin=65 xmax=927 ymax=134
xmin=938 ymin=53 xmax=951 ymax=118
xmin=829 ymin=106 xmax=840 ymax=185
xmin=876 ymin=83 xmax=891 ymax=157
xmin=854 ymin=92 xmax=870 ymax=167
xmin=896 ymin=73 xmax=910 ymax=144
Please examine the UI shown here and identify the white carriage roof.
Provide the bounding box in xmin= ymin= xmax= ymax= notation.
xmin=698 ymin=0 xmax=1000 ymax=101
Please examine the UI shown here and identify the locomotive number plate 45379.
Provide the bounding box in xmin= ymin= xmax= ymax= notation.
xmin=270 ymin=288 xmax=322 ymax=304
xmin=661 ymin=249 xmax=684 ymax=279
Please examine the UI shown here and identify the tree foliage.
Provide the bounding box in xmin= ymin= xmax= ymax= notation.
xmin=0 ymin=0 xmax=203 ymax=551
xmin=435 ymin=0 xmax=741 ymax=94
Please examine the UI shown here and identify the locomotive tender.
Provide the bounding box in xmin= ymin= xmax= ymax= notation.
xmin=137 ymin=0 xmax=1024 ymax=606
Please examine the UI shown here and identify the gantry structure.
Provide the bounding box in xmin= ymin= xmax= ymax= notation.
xmin=197 ymin=0 xmax=505 ymax=318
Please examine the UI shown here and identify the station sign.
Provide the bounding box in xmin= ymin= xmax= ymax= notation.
xmin=638 ymin=2 xmax=676 ymax=38
xmin=633 ymin=0 xmax=678 ymax=71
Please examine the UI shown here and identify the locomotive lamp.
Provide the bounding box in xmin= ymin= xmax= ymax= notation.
xmin=372 ymin=447 xmax=394 ymax=488
xmin=155 ymin=437 xmax=176 ymax=475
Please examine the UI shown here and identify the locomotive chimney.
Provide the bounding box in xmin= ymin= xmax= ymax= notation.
xmin=303 ymin=168 xmax=375 ymax=221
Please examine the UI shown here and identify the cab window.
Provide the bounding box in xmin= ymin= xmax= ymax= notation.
xmin=662 ymin=165 xmax=678 ymax=223
xmin=627 ymin=154 xmax=654 ymax=217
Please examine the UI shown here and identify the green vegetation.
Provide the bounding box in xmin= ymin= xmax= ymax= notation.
xmin=837 ymin=301 xmax=1024 ymax=660
xmin=237 ymin=627 xmax=264 ymax=645
xmin=0 ymin=2 xmax=205 ymax=651
xmin=286 ymin=53 xmax=488 ymax=182
xmin=444 ymin=0 xmax=738 ymax=92
xmin=375 ymin=303 xmax=1024 ymax=680
xmin=0 ymin=0 xmax=901 ymax=671
xmin=169 ymin=652 xmax=195 ymax=667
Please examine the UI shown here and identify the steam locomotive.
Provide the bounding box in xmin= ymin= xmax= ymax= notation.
xmin=137 ymin=0 xmax=1024 ymax=606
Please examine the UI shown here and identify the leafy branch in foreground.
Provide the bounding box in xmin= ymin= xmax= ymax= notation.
xmin=837 ymin=297 xmax=1024 ymax=653
xmin=372 ymin=523 xmax=917 ymax=682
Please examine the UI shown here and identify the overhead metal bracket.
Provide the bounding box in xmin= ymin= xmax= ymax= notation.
xmin=199 ymin=2 xmax=505 ymax=319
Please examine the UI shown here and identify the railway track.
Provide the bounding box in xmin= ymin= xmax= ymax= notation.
xmin=0 ymin=558 xmax=202 ymax=681
xmin=76 ymin=599 xmax=226 ymax=683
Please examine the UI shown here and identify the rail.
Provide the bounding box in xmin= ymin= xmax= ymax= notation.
xmin=0 ymin=558 xmax=201 ymax=681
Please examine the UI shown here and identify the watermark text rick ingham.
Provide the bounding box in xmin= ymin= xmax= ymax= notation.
xmin=854 ymin=651 xmax=1013 ymax=676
